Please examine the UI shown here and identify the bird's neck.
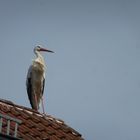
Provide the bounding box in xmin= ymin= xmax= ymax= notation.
xmin=34 ymin=51 xmax=46 ymax=68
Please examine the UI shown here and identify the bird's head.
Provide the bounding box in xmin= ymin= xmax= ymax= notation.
xmin=34 ymin=45 xmax=54 ymax=53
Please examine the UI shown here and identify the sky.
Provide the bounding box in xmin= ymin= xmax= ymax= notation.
xmin=0 ymin=0 xmax=140 ymax=140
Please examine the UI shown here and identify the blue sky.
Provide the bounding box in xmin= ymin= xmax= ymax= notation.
xmin=0 ymin=0 xmax=140 ymax=140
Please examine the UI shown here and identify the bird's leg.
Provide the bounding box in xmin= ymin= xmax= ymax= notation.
xmin=34 ymin=93 xmax=38 ymax=111
xmin=41 ymin=96 xmax=46 ymax=115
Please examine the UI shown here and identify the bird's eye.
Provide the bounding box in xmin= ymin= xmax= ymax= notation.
xmin=35 ymin=46 xmax=41 ymax=51
xmin=37 ymin=46 xmax=41 ymax=49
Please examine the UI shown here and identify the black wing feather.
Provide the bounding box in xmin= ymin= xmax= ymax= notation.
xmin=26 ymin=65 xmax=34 ymax=109
xmin=26 ymin=78 xmax=33 ymax=107
xmin=42 ymin=78 xmax=45 ymax=96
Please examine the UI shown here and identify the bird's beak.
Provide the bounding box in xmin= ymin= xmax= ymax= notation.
xmin=40 ymin=47 xmax=54 ymax=53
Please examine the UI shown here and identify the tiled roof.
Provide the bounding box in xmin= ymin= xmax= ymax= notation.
xmin=0 ymin=99 xmax=84 ymax=140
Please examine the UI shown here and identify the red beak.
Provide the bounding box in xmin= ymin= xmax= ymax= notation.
xmin=40 ymin=47 xmax=54 ymax=53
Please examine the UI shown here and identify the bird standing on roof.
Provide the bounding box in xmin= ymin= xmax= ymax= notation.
xmin=26 ymin=45 xmax=54 ymax=113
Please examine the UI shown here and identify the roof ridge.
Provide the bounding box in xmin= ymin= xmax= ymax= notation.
xmin=0 ymin=98 xmax=65 ymax=124
xmin=0 ymin=98 xmax=39 ymax=113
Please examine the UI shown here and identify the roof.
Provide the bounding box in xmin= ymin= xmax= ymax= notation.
xmin=0 ymin=99 xmax=84 ymax=140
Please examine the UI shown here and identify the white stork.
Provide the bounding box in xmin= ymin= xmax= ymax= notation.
xmin=26 ymin=45 xmax=54 ymax=113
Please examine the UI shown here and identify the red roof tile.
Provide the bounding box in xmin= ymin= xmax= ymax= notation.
xmin=0 ymin=99 xmax=84 ymax=140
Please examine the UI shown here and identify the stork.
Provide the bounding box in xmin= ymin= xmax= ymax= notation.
xmin=26 ymin=45 xmax=54 ymax=113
